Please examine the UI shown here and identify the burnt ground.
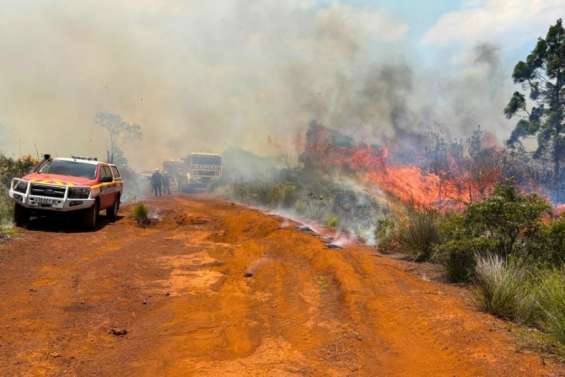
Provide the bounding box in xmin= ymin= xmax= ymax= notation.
xmin=0 ymin=196 xmax=562 ymax=376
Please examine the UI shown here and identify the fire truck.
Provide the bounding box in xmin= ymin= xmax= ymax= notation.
xmin=163 ymin=153 xmax=223 ymax=192
xmin=8 ymin=155 xmax=123 ymax=229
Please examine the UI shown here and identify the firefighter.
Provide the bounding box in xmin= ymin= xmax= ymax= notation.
xmin=162 ymin=172 xmax=171 ymax=195
xmin=151 ymin=170 xmax=163 ymax=197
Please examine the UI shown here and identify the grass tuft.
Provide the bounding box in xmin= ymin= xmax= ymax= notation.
xmin=0 ymin=224 xmax=16 ymax=240
xmin=398 ymin=209 xmax=440 ymax=262
xmin=325 ymin=214 xmax=340 ymax=229
xmin=133 ymin=203 xmax=149 ymax=226
xmin=473 ymin=255 xmax=528 ymax=320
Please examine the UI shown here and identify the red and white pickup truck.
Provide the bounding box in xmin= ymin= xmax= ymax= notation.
xmin=9 ymin=156 xmax=123 ymax=229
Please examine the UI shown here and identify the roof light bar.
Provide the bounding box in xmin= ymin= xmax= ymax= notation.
xmin=71 ymin=156 xmax=98 ymax=161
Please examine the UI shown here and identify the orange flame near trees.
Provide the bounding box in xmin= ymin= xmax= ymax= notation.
xmin=300 ymin=124 xmax=502 ymax=209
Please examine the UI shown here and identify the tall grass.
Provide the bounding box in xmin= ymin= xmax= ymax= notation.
xmin=0 ymin=189 xmax=12 ymax=225
xmin=394 ymin=209 xmax=440 ymax=261
xmin=474 ymin=255 xmax=565 ymax=343
xmin=0 ymin=188 xmax=14 ymax=239
xmin=474 ymin=255 xmax=529 ymax=320
xmin=535 ymin=270 xmax=565 ymax=343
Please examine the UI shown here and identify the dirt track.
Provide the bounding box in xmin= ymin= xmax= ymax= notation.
xmin=0 ymin=196 xmax=562 ymax=377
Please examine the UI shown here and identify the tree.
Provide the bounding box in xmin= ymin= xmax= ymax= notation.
xmin=505 ymin=19 xmax=565 ymax=201
xmin=95 ymin=112 xmax=142 ymax=167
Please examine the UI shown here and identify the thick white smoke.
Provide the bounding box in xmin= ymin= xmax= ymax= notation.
xmin=0 ymin=0 xmax=545 ymax=168
xmin=0 ymin=0 xmax=407 ymax=167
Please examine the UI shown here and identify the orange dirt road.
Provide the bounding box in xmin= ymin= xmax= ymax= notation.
xmin=0 ymin=196 xmax=562 ymax=377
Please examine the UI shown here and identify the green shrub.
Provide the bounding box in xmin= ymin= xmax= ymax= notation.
xmin=0 ymin=154 xmax=37 ymax=224
xmin=533 ymin=216 xmax=565 ymax=266
xmin=462 ymin=183 xmax=550 ymax=258
xmin=434 ymin=240 xmax=477 ymax=282
xmin=0 ymin=155 xmax=38 ymax=187
xmin=133 ymin=203 xmax=149 ymax=225
xmin=430 ymin=183 xmax=557 ymax=282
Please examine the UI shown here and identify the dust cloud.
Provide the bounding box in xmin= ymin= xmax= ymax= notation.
xmin=0 ymin=0 xmax=513 ymax=169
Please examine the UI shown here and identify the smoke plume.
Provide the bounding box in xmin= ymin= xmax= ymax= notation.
xmin=0 ymin=0 xmax=516 ymax=168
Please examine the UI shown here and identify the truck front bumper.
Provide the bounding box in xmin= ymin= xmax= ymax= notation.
xmin=9 ymin=179 xmax=95 ymax=212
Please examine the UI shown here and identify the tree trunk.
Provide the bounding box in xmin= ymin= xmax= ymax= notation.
xmin=553 ymin=68 xmax=563 ymax=202
xmin=555 ymin=149 xmax=563 ymax=202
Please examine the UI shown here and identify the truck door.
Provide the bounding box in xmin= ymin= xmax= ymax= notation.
xmin=99 ymin=166 xmax=114 ymax=209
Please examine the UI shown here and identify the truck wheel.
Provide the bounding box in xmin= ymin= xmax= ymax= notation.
xmin=107 ymin=196 xmax=120 ymax=220
xmin=14 ymin=203 xmax=29 ymax=227
xmin=83 ymin=201 xmax=99 ymax=230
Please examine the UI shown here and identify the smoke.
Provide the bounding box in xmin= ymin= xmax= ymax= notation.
xmin=0 ymin=123 xmax=11 ymax=152
xmin=0 ymin=0 xmax=517 ymax=169
xmin=0 ymin=1 xmax=401 ymax=167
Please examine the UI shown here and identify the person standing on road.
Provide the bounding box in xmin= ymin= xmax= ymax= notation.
xmin=162 ymin=172 xmax=171 ymax=195
xmin=151 ymin=170 xmax=163 ymax=197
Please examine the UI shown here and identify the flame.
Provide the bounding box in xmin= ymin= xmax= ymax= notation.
xmin=300 ymin=125 xmax=501 ymax=209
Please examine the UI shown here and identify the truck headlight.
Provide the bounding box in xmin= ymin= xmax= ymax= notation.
xmin=68 ymin=187 xmax=91 ymax=199
xmin=13 ymin=180 xmax=28 ymax=194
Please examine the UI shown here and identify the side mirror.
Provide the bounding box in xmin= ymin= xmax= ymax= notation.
xmin=101 ymin=176 xmax=113 ymax=183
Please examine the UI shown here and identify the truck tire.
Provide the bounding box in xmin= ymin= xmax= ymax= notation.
xmin=107 ymin=195 xmax=120 ymax=220
xmin=14 ymin=203 xmax=29 ymax=227
xmin=83 ymin=201 xmax=99 ymax=230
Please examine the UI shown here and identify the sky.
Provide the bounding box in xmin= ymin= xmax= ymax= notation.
xmin=0 ymin=0 xmax=563 ymax=169
xmin=339 ymin=0 xmax=564 ymax=64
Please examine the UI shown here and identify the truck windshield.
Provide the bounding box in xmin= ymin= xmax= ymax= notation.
xmin=191 ymin=155 xmax=222 ymax=165
xmin=39 ymin=160 xmax=97 ymax=179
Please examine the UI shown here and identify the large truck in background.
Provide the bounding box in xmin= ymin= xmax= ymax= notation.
xmin=163 ymin=152 xmax=223 ymax=193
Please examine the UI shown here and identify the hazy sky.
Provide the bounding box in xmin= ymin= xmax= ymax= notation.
xmin=0 ymin=0 xmax=563 ymax=169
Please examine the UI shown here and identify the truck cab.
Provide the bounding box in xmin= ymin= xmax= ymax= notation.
xmin=9 ymin=156 xmax=123 ymax=229
xmin=185 ymin=153 xmax=222 ymax=191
